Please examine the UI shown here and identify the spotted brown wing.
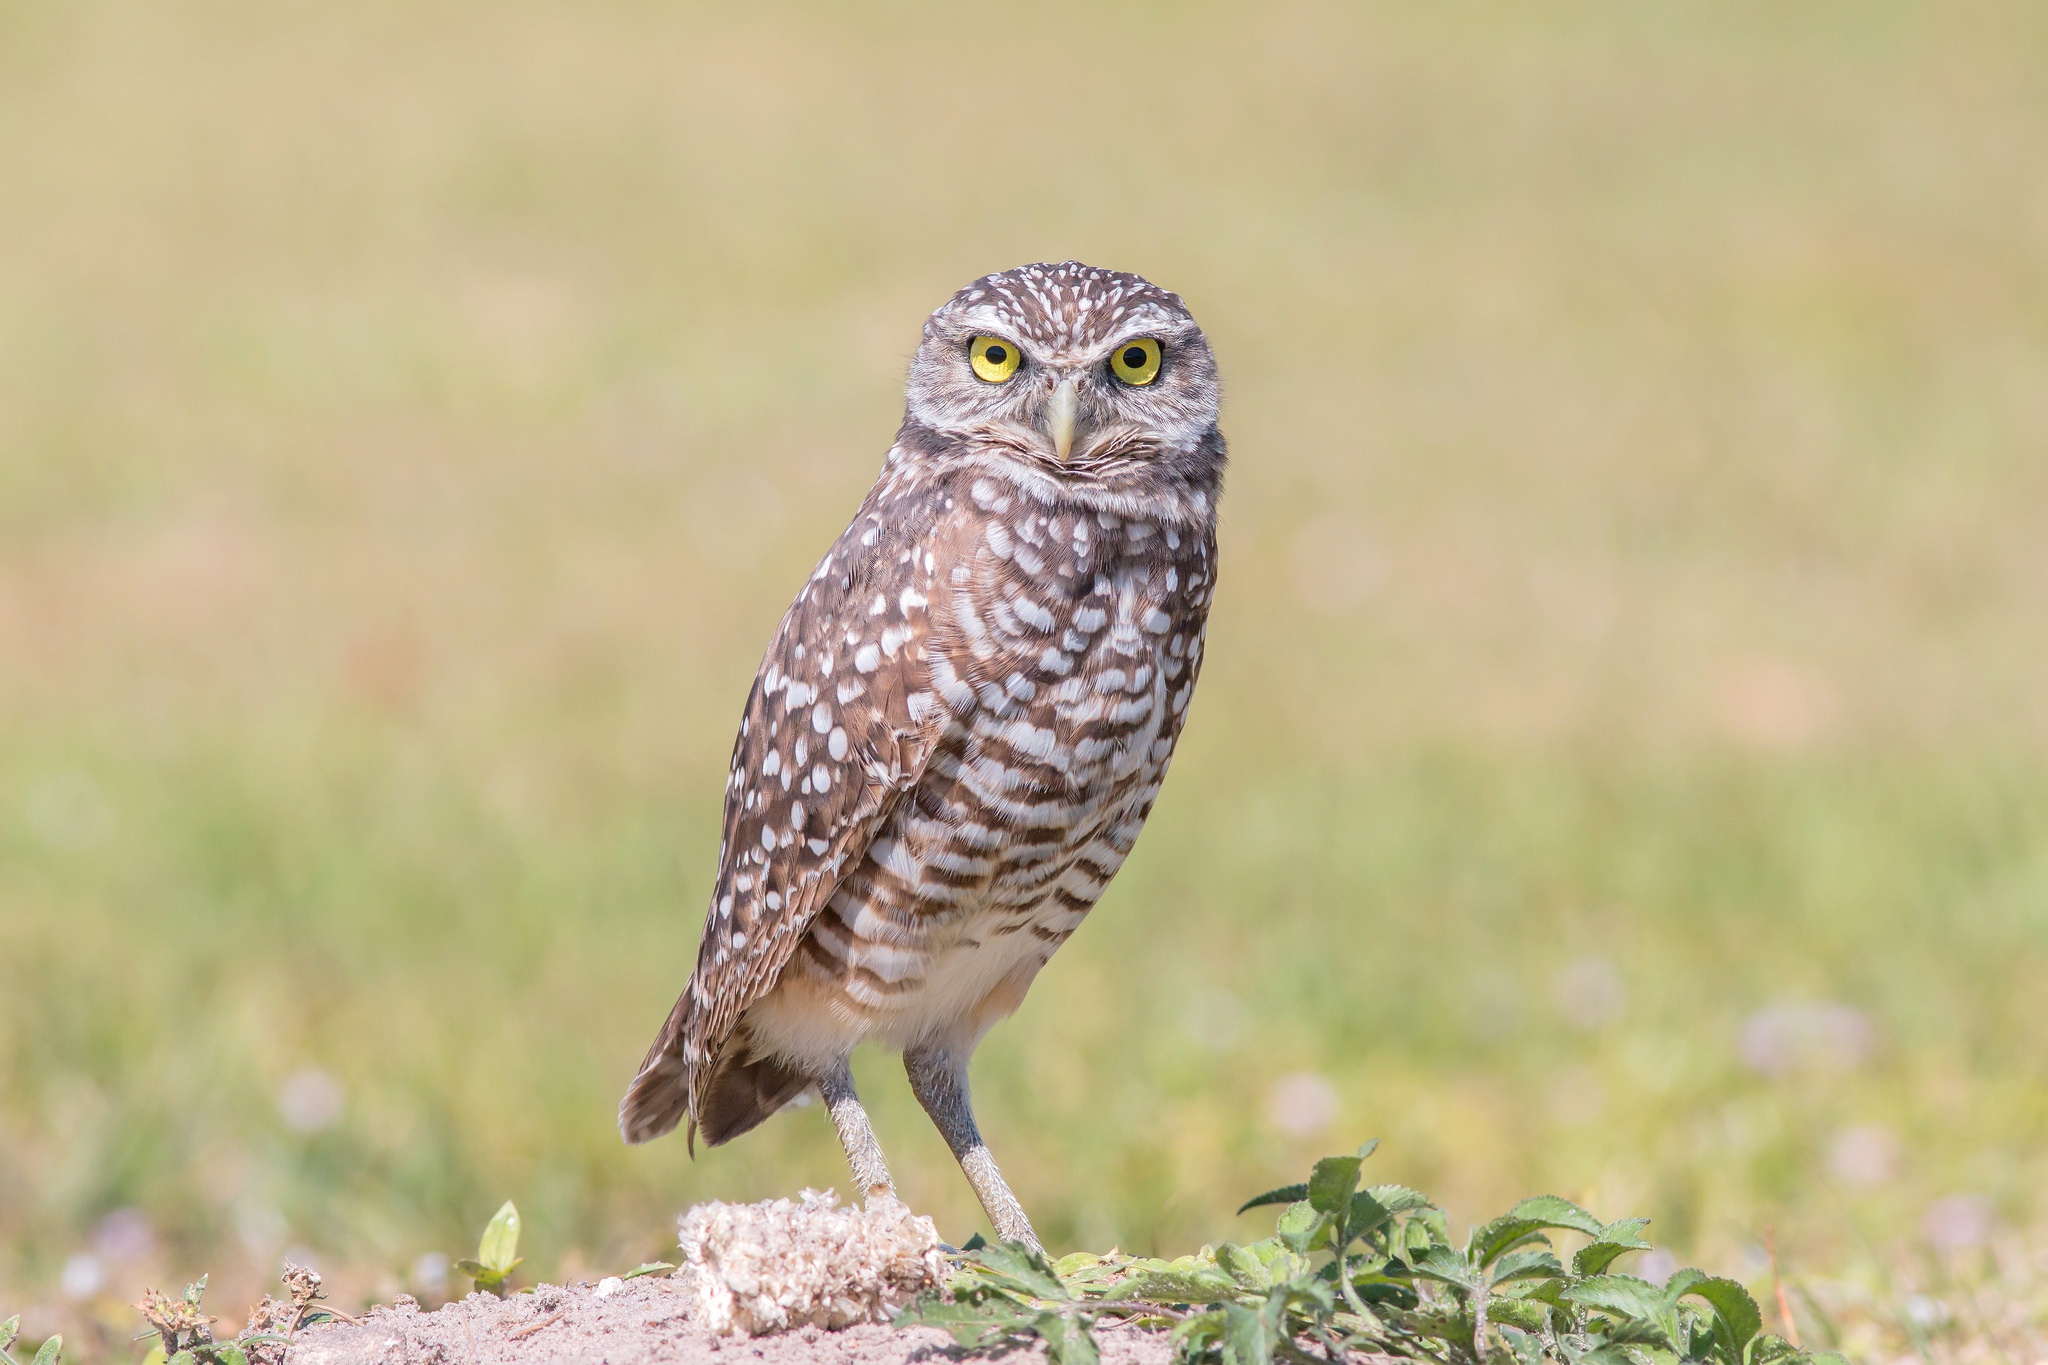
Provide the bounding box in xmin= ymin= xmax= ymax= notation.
xmin=619 ymin=479 xmax=940 ymax=1145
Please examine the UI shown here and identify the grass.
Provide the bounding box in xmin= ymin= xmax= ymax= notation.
xmin=3 ymin=1 xmax=2048 ymax=1357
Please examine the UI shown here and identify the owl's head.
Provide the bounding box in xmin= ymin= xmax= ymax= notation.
xmin=903 ymin=263 xmax=1222 ymax=488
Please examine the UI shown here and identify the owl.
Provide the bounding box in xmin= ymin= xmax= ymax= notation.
xmin=620 ymin=262 xmax=1225 ymax=1249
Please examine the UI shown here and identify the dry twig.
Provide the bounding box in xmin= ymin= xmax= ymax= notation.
xmin=507 ymin=1311 xmax=568 ymax=1341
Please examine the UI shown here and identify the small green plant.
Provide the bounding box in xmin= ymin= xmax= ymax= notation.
xmin=900 ymin=1141 xmax=1854 ymax=1365
xmin=623 ymin=1261 xmax=677 ymax=1280
xmin=1 ymin=1313 xmax=63 ymax=1365
xmin=135 ymin=1277 xmax=249 ymax=1365
xmin=454 ymin=1201 xmax=523 ymax=1297
xmin=138 ymin=1264 xmax=333 ymax=1365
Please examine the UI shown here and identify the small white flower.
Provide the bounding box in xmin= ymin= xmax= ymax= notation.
xmin=278 ymin=1068 xmax=345 ymax=1133
xmin=1739 ymin=1002 xmax=1875 ymax=1076
xmin=1265 ymin=1072 xmax=1339 ymax=1137
xmin=61 ymin=1253 xmax=104 ymax=1300
xmin=1923 ymin=1194 xmax=1993 ymax=1251
xmin=1554 ymin=957 xmax=1626 ymax=1030
xmin=1827 ymin=1124 xmax=1901 ymax=1187
xmin=411 ymin=1252 xmax=449 ymax=1292
xmin=1635 ymin=1250 xmax=1680 ymax=1285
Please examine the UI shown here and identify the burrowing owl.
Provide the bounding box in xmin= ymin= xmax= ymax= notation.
xmin=620 ymin=262 xmax=1224 ymax=1248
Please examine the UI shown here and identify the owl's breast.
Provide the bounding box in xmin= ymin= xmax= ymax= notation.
xmin=750 ymin=482 xmax=1216 ymax=1057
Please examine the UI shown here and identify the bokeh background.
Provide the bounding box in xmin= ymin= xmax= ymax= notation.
xmin=5 ymin=0 xmax=2048 ymax=1353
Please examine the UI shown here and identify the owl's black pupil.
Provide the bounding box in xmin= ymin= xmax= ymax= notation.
xmin=984 ymin=345 xmax=1007 ymax=365
xmin=1122 ymin=347 xmax=1148 ymax=370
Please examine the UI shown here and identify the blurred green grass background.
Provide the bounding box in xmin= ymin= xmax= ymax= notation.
xmin=4 ymin=0 xmax=2048 ymax=1338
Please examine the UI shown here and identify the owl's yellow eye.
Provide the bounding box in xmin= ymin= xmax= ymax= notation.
xmin=1108 ymin=337 xmax=1162 ymax=386
xmin=969 ymin=335 xmax=1022 ymax=383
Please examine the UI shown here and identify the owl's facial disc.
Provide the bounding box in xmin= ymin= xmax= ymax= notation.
xmin=906 ymin=263 xmax=1221 ymax=475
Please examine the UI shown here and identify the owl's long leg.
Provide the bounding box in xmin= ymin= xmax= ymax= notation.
xmin=817 ymin=1059 xmax=897 ymax=1204
xmin=903 ymin=1044 xmax=1040 ymax=1251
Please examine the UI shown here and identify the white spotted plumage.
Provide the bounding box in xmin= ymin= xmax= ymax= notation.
xmin=621 ymin=262 xmax=1225 ymax=1249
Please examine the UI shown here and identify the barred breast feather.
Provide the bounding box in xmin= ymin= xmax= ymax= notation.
xmin=621 ymin=432 xmax=1217 ymax=1149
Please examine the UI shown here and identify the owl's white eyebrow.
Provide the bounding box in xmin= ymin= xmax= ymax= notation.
xmin=953 ymin=307 xmax=1025 ymax=337
xmin=1090 ymin=328 xmax=1174 ymax=353
xmin=948 ymin=309 xmax=1179 ymax=357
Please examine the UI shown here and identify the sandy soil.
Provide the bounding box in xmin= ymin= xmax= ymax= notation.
xmin=285 ymin=1275 xmax=1177 ymax=1365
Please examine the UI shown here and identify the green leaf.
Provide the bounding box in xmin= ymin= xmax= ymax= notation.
xmin=958 ymin=1232 xmax=988 ymax=1251
xmin=141 ymin=1346 xmax=167 ymax=1365
xmin=453 ymin=1259 xmax=491 ymax=1279
xmin=1563 ymin=1274 xmax=1672 ymax=1319
xmin=1307 ymin=1157 xmax=1363 ymax=1214
xmin=894 ymin=1297 xmax=1016 ymax=1348
xmin=1749 ymin=1333 xmax=1801 ymax=1365
xmin=478 ymin=1201 xmax=521 ymax=1275
xmin=1236 ymin=1183 xmax=1308 ymax=1215
xmin=1220 ymin=1302 xmax=1271 ymax=1365
xmin=30 ymin=1337 xmax=60 ymax=1365
xmin=1252 ymin=1246 xmax=1311 ymax=1293
xmin=167 ymin=1353 xmax=195 ymax=1365
xmin=0 ymin=1315 xmax=18 ymax=1354
xmin=1470 ymin=1196 xmax=1608 ymax=1268
xmin=1344 ymin=1190 xmax=1395 ymax=1239
xmin=1064 ymin=1320 xmax=1103 ymax=1365
xmin=211 ymin=1343 xmax=249 ymax=1365
xmin=1331 ymin=1307 xmax=1385 ymax=1341
xmin=1405 ymin=1245 xmax=1480 ymax=1294
xmin=1034 ymin=1310 xmax=1100 ymax=1365
xmin=970 ymin=1241 xmax=1068 ymax=1301
xmin=1563 ymin=1275 xmax=1682 ymax=1350
xmin=1364 ymin=1184 xmax=1433 ymax=1214
xmin=1172 ymin=1308 xmax=1227 ymax=1359
xmin=1574 ymin=1238 xmax=1650 ymax=1278
xmin=1677 ymin=1276 xmax=1763 ymax=1364
xmin=1111 ymin=1265 xmax=1238 ymax=1303
xmin=1664 ymin=1267 xmax=1708 ymax=1299
xmin=1505 ymin=1195 xmax=1606 ymax=1238
xmin=1489 ymin=1248 xmax=1566 ymax=1284
xmin=1277 ymin=1272 xmax=1334 ymax=1316
xmin=1574 ymin=1345 xmax=1641 ymax=1365
xmin=623 ymin=1262 xmax=675 ymax=1280
xmin=1487 ymin=1298 xmax=1552 ymax=1332
xmin=1274 ymin=1200 xmax=1322 ymax=1253
xmin=1354 ymin=1138 xmax=1381 ymax=1162
xmin=1348 ymin=1276 xmax=1419 ymax=1310
xmin=1468 ymin=1218 xmax=1550 ymax=1268
xmin=1217 ymin=1242 xmax=1271 ymax=1292
xmin=183 ymin=1277 xmax=208 ymax=1307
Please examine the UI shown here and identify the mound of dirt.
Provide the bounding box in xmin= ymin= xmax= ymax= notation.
xmin=285 ymin=1275 xmax=1176 ymax=1365
xmin=280 ymin=1195 xmax=1174 ymax=1365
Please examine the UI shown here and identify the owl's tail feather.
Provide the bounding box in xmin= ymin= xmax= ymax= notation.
xmin=619 ymin=989 xmax=697 ymax=1148
xmin=618 ymin=996 xmax=811 ymax=1153
xmin=696 ymin=1044 xmax=811 ymax=1148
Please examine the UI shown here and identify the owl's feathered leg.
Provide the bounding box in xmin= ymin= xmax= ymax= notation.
xmin=817 ymin=1059 xmax=897 ymax=1205
xmin=904 ymin=1045 xmax=1040 ymax=1251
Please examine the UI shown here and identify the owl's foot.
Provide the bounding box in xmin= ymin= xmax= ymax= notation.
xmin=904 ymin=1044 xmax=1042 ymax=1253
xmin=959 ymin=1141 xmax=1040 ymax=1251
xmin=818 ymin=1061 xmax=897 ymax=1205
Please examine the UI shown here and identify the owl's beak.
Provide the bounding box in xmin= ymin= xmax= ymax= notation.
xmin=1045 ymin=379 xmax=1080 ymax=462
